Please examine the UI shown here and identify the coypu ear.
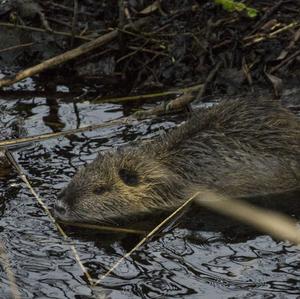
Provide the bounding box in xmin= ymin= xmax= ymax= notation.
xmin=119 ymin=168 xmax=139 ymax=186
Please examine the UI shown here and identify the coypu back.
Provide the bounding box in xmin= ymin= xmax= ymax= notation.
xmin=160 ymin=98 xmax=300 ymax=155
xmin=156 ymin=98 xmax=300 ymax=198
xmin=55 ymin=98 xmax=300 ymax=224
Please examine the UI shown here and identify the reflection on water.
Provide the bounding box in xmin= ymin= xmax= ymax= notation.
xmin=0 ymin=89 xmax=300 ymax=298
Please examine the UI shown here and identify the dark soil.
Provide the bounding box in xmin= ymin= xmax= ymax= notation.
xmin=0 ymin=0 xmax=299 ymax=101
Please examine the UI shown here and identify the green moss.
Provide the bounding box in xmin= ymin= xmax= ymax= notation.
xmin=214 ymin=0 xmax=258 ymax=18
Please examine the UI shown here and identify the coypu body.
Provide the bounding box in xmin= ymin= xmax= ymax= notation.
xmin=55 ymin=98 xmax=300 ymax=224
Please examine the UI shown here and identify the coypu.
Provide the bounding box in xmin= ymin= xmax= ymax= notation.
xmin=55 ymin=98 xmax=300 ymax=224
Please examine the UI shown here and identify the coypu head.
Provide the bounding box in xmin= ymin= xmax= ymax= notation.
xmin=54 ymin=147 xmax=185 ymax=224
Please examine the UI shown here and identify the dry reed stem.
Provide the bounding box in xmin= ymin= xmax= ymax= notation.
xmin=0 ymin=118 xmax=130 ymax=147
xmin=93 ymin=192 xmax=199 ymax=285
xmin=0 ymin=241 xmax=22 ymax=299
xmin=95 ymin=189 xmax=300 ymax=285
xmin=5 ymin=150 xmax=95 ymax=286
xmin=194 ymin=191 xmax=300 ymax=245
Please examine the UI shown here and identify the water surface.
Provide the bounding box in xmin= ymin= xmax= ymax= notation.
xmin=0 ymin=84 xmax=300 ymax=298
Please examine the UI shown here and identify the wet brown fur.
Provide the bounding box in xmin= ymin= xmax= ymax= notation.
xmin=55 ymin=98 xmax=300 ymax=224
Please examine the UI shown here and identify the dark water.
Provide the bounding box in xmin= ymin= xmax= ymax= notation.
xmin=0 ymin=82 xmax=300 ymax=298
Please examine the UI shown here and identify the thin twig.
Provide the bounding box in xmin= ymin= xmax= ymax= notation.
xmin=48 ymin=1 xmax=94 ymax=16
xmin=243 ymin=22 xmax=299 ymax=47
xmin=95 ymin=187 xmax=300 ymax=286
xmin=0 ymin=22 xmax=92 ymax=41
xmin=71 ymin=0 xmax=79 ymax=47
xmin=93 ymin=192 xmax=200 ymax=285
xmin=195 ymin=61 xmax=223 ymax=102
xmin=0 ymin=118 xmax=130 ymax=148
xmin=5 ymin=150 xmax=94 ymax=285
xmin=0 ymin=242 xmax=22 ymax=299
xmin=0 ymin=85 xmax=203 ymax=147
xmin=270 ymin=49 xmax=300 ymax=73
xmin=118 ymin=0 xmax=126 ymax=28
xmin=128 ymin=45 xmax=170 ymax=57
xmin=59 ymin=221 xmax=147 ymax=235
xmin=0 ymin=42 xmax=34 ymax=54
xmin=248 ymin=0 xmax=285 ymax=35
xmin=165 ymin=61 xmax=222 ymax=112
xmin=116 ymin=40 xmax=150 ymax=64
xmin=37 ymin=4 xmax=52 ymax=32
xmin=93 ymin=83 xmax=204 ymax=104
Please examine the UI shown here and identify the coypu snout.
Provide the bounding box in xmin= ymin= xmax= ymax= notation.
xmin=54 ymin=190 xmax=68 ymax=220
xmin=55 ymin=98 xmax=300 ymax=224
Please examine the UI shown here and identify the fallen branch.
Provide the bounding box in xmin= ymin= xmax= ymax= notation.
xmin=0 ymin=242 xmax=21 ymax=299
xmin=0 ymin=17 xmax=149 ymax=88
xmin=5 ymin=150 xmax=94 ymax=286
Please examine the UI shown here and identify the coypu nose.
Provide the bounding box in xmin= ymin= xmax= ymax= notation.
xmin=54 ymin=203 xmax=66 ymax=216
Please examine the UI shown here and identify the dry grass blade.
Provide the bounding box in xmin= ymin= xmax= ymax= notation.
xmin=0 ymin=242 xmax=22 ymax=299
xmin=140 ymin=0 xmax=160 ymax=14
xmin=243 ymin=22 xmax=299 ymax=47
xmin=194 ymin=190 xmax=300 ymax=244
xmin=5 ymin=150 xmax=94 ymax=286
xmin=93 ymin=192 xmax=200 ymax=286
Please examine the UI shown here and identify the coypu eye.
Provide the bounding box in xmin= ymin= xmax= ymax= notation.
xmin=119 ymin=168 xmax=139 ymax=186
xmin=93 ymin=186 xmax=109 ymax=195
